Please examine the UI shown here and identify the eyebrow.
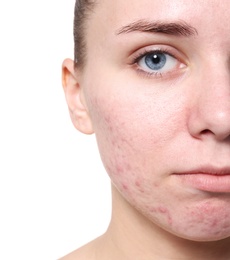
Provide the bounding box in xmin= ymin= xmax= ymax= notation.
xmin=116 ymin=20 xmax=198 ymax=37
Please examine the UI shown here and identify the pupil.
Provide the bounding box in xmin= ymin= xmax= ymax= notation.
xmin=152 ymin=54 xmax=160 ymax=64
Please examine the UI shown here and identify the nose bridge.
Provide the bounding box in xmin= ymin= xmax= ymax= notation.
xmin=199 ymin=59 xmax=230 ymax=114
xmin=189 ymin=58 xmax=230 ymax=140
xmin=201 ymin=63 xmax=230 ymax=113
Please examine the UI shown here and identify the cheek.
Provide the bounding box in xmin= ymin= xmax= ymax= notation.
xmin=87 ymin=92 xmax=230 ymax=241
xmin=88 ymin=93 xmax=180 ymax=205
xmin=89 ymin=90 xmax=185 ymax=175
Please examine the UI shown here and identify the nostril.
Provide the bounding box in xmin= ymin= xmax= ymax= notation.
xmin=200 ymin=129 xmax=213 ymax=135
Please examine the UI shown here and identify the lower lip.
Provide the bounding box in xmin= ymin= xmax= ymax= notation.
xmin=174 ymin=173 xmax=230 ymax=193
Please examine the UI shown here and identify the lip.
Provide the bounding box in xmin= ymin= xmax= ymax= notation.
xmin=174 ymin=167 xmax=230 ymax=193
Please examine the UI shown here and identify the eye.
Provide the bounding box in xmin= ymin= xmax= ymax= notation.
xmin=137 ymin=51 xmax=178 ymax=74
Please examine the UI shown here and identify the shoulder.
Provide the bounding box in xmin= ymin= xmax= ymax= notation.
xmin=58 ymin=238 xmax=99 ymax=260
xmin=59 ymin=244 xmax=95 ymax=260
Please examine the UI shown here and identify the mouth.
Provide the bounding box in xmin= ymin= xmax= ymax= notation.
xmin=174 ymin=167 xmax=230 ymax=193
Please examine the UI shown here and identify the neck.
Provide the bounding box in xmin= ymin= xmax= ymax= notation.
xmin=99 ymin=185 xmax=230 ymax=260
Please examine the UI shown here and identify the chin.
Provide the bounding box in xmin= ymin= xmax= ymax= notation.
xmin=170 ymin=225 xmax=230 ymax=242
xmin=143 ymin=206 xmax=230 ymax=243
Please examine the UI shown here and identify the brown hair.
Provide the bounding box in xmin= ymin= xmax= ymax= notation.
xmin=74 ymin=0 xmax=96 ymax=67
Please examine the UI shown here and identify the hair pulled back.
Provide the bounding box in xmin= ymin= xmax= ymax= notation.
xmin=74 ymin=0 xmax=96 ymax=67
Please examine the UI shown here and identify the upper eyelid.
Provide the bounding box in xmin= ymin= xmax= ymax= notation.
xmin=129 ymin=45 xmax=187 ymax=66
xmin=133 ymin=50 xmax=175 ymax=64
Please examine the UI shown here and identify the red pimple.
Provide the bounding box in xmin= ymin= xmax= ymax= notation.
xmin=135 ymin=180 xmax=141 ymax=187
xmin=122 ymin=183 xmax=128 ymax=190
xmin=158 ymin=206 xmax=168 ymax=214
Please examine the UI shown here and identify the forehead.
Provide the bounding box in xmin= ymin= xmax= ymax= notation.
xmin=87 ymin=0 xmax=230 ymax=39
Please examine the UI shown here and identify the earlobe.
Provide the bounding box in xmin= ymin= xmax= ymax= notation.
xmin=62 ymin=58 xmax=94 ymax=135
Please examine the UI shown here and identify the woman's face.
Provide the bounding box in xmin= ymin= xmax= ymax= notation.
xmin=79 ymin=0 xmax=230 ymax=241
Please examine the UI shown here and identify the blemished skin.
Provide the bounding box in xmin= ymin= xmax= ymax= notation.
xmin=61 ymin=0 xmax=230 ymax=259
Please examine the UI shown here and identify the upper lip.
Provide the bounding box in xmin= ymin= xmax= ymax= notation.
xmin=175 ymin=166 xmax=230 ymax=176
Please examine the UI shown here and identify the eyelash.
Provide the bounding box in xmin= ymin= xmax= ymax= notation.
xmin=130 ymin=47 xmax=184 ymax=79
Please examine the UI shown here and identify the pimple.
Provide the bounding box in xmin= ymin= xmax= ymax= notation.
xmin=134 ymin=179 xmax=145 ymax=193
xmin=168 ymin=215 xmax=173 ymax=225
xmin=148 ymin=206 xmax=173 ymax=226
xmin=115 ymin=164 xmax=124 ymax=174
xmin=157 ymin=206 xmax=173 ymax=226
xmin=186 ymin=202 xmax=230 ymax=234
xmin=135 ymin=180 xmax=141 ymax=187
xmin=153 ymin=183 xmax=159 ymax=188
xmin=211 ymin=219 xmax=217 ymax=228
xmin=122 ymin=183 xmax=129 ymax=191
xmin=157 ymin=206 xmax=168 ymax=214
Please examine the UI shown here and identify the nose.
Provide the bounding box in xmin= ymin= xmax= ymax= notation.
xmin=188 ymin=62 xmax=230 ymax=141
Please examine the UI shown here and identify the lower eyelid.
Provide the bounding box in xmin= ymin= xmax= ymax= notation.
xmin=136 ymin=68 xmax=164 ymax=79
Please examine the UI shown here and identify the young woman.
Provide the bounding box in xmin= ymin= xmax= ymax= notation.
xmin=61 ymin=0 xmax=230 ymax=259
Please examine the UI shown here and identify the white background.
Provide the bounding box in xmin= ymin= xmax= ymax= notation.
xmin=0 ymin=1 xmax=111 ymax=259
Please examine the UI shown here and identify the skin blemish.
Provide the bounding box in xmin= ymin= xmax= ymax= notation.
xmin=115 ymin=164 xmax=124 ymax=174
xmin=157 ymin=206 xmax=168 ymax=214
xmin=211 ymin=219 xmax=217 ymax=228
xmin=183 ymin=201 xmax=230 ymax=238
xmin=135 ymin=180 xmax=141 ymax=187
xmin=157 ymin=206 xmax=173 ymax=226
xmin=122 ymin=183 xmax=129 ymax=191
xmin=153 ymin=183 xmax=159 ymax=188
xmin=148 ymin=206 xmax=173 ymax=226
xmin=134 ymin=179 xmax=145 ymax=193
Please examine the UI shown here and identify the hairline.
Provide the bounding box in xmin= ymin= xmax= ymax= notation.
xmin=74 ymin=0 xmax=98 ymax=69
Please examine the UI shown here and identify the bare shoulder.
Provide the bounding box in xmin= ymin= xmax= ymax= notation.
xmin=58 ymin=237 xmax=103 ymax=260
xmin=59 ymin=242 xmax=96 ymax=260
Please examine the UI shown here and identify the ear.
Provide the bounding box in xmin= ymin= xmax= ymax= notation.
xmin=62 ymin=58 xmax=94 ymax=134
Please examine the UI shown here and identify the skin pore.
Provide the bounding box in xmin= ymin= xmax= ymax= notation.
xmin=61 ymin=0 xmax=230 ymax=259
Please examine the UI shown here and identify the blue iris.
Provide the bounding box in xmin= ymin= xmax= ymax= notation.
xmin=145 ymin=52 xmax=167 ymax=71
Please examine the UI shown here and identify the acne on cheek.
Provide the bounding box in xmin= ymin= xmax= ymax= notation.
xmin=128 ymin=177 xmax=173 ymax=225
xmin=145 ymin=205 xmax=173 ymax=226
xmin=134 ymin=179 xmax=145 ymax=193
xmin=91 ymin=93 xmax=230 ymax=239
xmin=98 ymin=113 xmax=135 ymax=174
xmin=90 ymin=97 xmax=173 ymax=219
xmin=119 ymin=181 xmax=174 ymax=227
